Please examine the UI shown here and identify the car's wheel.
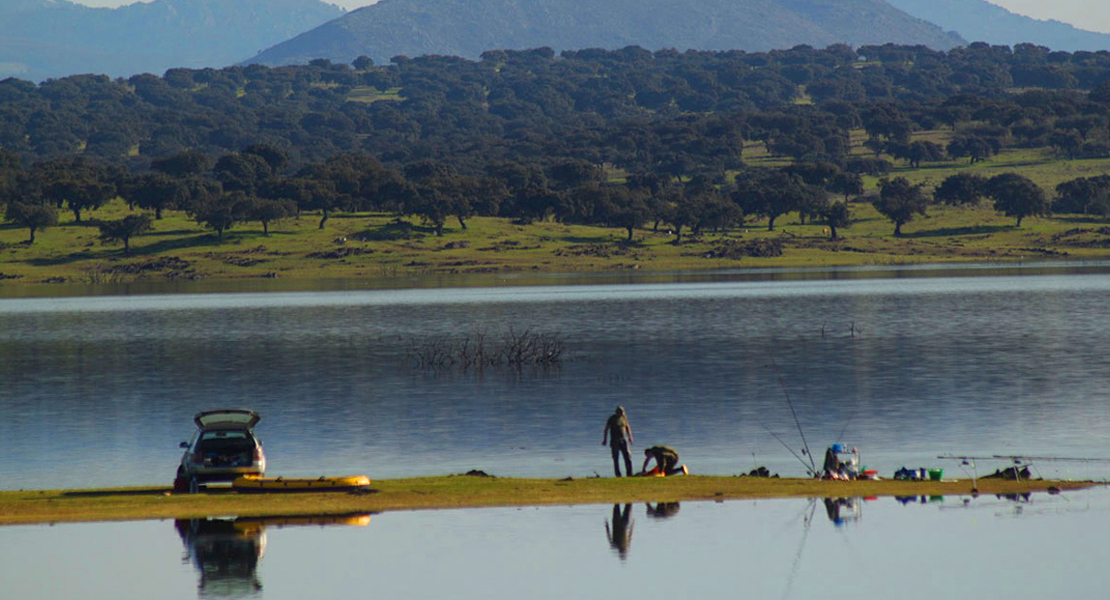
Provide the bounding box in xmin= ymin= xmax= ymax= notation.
xmin=188 ymin=476 xmax=200 ymax=494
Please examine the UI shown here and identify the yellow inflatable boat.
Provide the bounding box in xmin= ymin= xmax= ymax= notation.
xmin=232 ymin=474 xmax=372 ymax=493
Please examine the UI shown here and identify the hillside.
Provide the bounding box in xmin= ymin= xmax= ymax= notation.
xmin=0 ymin=0 xmax=343 ymax=82
xmin=245 ymin=0 xmax=963 ymax=67
xmin=6 ymin=45 xmax=1110 ymax=284
xmin=885 ymin=0 xmax=1110 ymax=51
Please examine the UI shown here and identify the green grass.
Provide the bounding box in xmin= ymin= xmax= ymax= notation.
xmin=0 ymin=475 xmax=1091 ymax=525
xmin=346 ymin=86 xmax=403 ymax=103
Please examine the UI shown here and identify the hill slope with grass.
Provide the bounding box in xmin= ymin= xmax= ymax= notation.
xmin=5 ymin=134 xmax=1110 ymax=290
xmin=245 ymin=0 xmax=963 ymax=67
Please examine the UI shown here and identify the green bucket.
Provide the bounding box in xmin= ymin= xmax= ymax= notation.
xmin=928 ymin=468 xmax=943 ymax=481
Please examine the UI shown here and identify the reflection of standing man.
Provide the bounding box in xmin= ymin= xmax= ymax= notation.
xmin=605 ymin=503 xmax=634 ymax=559
xmin=602 ymin=406 xmax=634 ymax=477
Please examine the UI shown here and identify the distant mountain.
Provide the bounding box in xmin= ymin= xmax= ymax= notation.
xmin=0 ymin=0 xmax=344 ymax=82
xmin=885 ymin=0 xmax=1110 ymax=51
xmin=245 ymin=0 xmax=964 ymax=67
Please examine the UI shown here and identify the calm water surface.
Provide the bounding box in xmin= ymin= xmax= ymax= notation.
xmin=3 ymin=264 xmax=1110 ymax=489
xmin=4 ymin=263 xmax=1110 ymax=600
xmin=2 ymin=489 xmax=1108 ymax=599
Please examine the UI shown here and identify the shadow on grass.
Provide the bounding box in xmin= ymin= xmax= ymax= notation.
xmin=63 ymin=486 xmax=382 ymax=498
xmin=25 ymin=251 xmax=105 ymax=267
xmin=1053 ymin=216 xmax=1110 ymax=225
xmin=353 ymin=220 xmax=443 ymax=241
xmin=560 ymin=235 xmax=622 ymax=244
xmin=144 ymin=228 xmax=205 ymax=236
xmin=892 ymin=161 xmax=966 ymax=171
xmin=24 ymin=233 xmax=224 ymax=265
xmin=63 ymin=488 xmax=178 ymax=498
xmin=906 ymin=224 xmax=1013 ymax=238
xmin=130 ymin=234 xmax=226 ymax=255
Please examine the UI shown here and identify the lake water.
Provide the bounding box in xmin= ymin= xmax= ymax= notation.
xmin=3 ymin=261 xmax=1110 ymax=489
xmin=3 ymin=489 xmax=1109 ymax=599
xmin=4 ymin=262 xmax=1110 ymax=599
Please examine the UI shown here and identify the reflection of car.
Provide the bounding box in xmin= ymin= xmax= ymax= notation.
xmin=175 ymin=409 xmax=266 ymax=493
xmin=175 ymin=518 xmax=266 ymax=598
xmin=174 ymin=514 xmax=370 ymax=598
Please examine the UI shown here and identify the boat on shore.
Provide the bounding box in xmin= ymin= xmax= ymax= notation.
xmin=232 ymin=474 xmax=372 ymax=493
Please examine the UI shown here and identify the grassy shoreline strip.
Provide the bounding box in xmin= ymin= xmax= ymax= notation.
xmin=0 ymin=476 xmax=1096 ymax=526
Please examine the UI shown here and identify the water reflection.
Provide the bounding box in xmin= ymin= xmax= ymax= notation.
xmin=604 ymin=501 xmax=682 ymax=560
xmin=175 ymin=518 xmax=265 ymax=598
xmin=174 ymin=514 xmax=371 ymax=598
xmin=604 ymin=504 xmax=634 ymax=560
xmin=822 ymin=497 xmax=862 ymax=527
xmin=644 ymin=502 xmax=681 ymax=519
xmin=896 ymin=495 xmax=947 ymax=506
xmin=3 ymin=491 xmax=1108 ymax=600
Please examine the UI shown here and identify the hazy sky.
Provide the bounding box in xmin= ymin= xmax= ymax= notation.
xmin=65 ymin=0 xmax=1110 ymax=35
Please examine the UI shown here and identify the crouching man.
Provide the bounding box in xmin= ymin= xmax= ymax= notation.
xmin=641 ymin=445 xmax=688 ymax=476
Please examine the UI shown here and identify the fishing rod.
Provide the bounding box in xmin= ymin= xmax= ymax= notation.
xmin=760 ymin=421 xmax=816 ymax=477
xmin=835 ymin=404 xmax=857 ymax=444
xmin=937 ymin=455 xmax=981 ymax=490
xmin=938 ymin=454 xmax=1110 ymax=463
xmin=769 ymin=357 xmax=817 ymax=475
xmin=780 ymin=498 xmax=818 ymax=600
xmin=992 ymin=455 xmax=1110 ymax=463
xmin=939 ymin=454 xmax=1110 ymax=488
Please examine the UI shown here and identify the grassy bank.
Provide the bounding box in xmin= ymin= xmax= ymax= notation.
xmin=2 ymin=194 xmax=1109 ymax=291
xmin=0 ymin=475 xmax=1094 ymax=525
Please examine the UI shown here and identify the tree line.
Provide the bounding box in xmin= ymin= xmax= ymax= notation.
xmin=5 ymin=42 xmax=1110 ymax=248
xmin=3 ymin=42 xmax=1110 ymax=168
xmin=0 ymin=141 xmax=1088 ymax=249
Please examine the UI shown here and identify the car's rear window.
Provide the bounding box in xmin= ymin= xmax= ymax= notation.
xmin=196 ymin=431 xmax=255 ymax=452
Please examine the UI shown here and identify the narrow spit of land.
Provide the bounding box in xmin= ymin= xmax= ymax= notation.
xmin=0 ymin=476 xmax=1094 ymax=526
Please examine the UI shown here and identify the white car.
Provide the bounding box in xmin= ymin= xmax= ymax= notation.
xmin=175 ymin=409 xmax=266 ymax=493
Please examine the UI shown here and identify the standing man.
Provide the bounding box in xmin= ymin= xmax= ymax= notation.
xmin=602 ymin=406 xmax=634 ymax=477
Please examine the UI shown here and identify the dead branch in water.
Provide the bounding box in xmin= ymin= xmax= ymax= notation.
xmin=406 ymin=328 xmax=563 ymax=370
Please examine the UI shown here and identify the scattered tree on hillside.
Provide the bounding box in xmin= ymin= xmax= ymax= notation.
xmin=822 ymin=201 xmax=851 ymax=240
xmin=44 ymin=177 xmax=116 ymax=222
xmin=1054 ymin=175 xmax=1110 ymax=215
xmin=151 ymin=151 xmax=211 ymax=178
xmin=96 ymin=214 xmax=153 ymax=255
xmin=827 ymin=172 xmax=863 ymax=201
xmin=862 ymin=104 xmax=913 ymax=143
xmin=887 ymin=140 xmax=947 ymax=169
xmin=873 ymin=177 xmax=928 ymax=236
xmin=934 ymin=173 xmax=988 ymax=206
xmin=189 ymin=191 xmax=253 ymax=241
xmin=246 ymin=198 xmax=296 ymax=236
xmin=1048 ymin=130 xmax=1084 ymax=159
xmin=946 ymin=135 xmax=997 ymax=164
xmin=5 ymin=202 xmax=58 ymax=244
xmin=986 ymin=173 xmax=1049 ymax=226
xmin=213 ymin=152 xmax=273 ymax=194
xmin=733 ymin=170 xmax=822 ymax=231
xmin=121 ymin=173 xmax=189 ymax=219
xmin=598 ymin=186 xmax=651 ymax=242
